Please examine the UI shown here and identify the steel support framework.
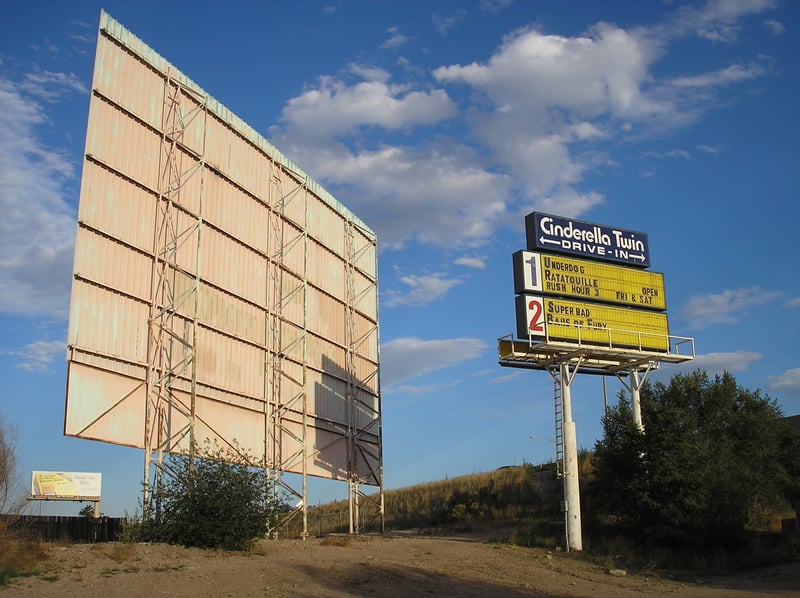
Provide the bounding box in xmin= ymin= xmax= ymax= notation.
xmin=138 ymin=79 xmax=380 ymax=541
xmin=344 ymin=219 xmax=384 ymax=534
xmin=264 ymin=168 xmax=384 ymax=538
xmin=267 ymin=166 xmax=309 ymax=538
xmin=498 ymin=331 xmax=694 ymax=551
xmin=143 ymin=71 xmax=208 ymax=517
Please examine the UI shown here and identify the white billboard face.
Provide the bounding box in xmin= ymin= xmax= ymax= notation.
xmin=31 ymin=472 xmax=102 ymax=500
xmin=64 ymin=12 xmax=380 ymax=486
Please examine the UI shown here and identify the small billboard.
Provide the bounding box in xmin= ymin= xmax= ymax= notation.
xmin=513 ymin=250 xmax=666 ymax=310
xmin=30 ymin=471 xmax=102 ymax=500
xmin=515 ymin=295 xmax=670 ymax=352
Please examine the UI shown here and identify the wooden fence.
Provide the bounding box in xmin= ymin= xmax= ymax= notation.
xmin=1 ymin=515 xmax=125 ymax=543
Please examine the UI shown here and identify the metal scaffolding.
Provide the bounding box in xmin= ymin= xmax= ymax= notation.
xmin=344 ymin=219 xmax=384 ymax=534
xmin=143 ymin=71 xmax=208 ymax=517
xmin=267 ymin=165 xmax=309 ymax=538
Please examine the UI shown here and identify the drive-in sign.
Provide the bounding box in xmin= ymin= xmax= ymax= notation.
xmin=525 ymin=212 xmax=650 ymax=268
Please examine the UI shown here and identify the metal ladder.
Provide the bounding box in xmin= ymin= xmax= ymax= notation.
xmin=552 ymin=368 xmax=564 ymax=478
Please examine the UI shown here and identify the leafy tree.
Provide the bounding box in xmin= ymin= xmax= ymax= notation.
xmin=140 ymin=441 xmax=285 ymax=551
xmin=589 ymin=395 xmax=648 ymax=527
xmin=590 ymin=370 xmax=800 ymax=550
xmin=78 ymin=504 xmax=96 ymax=518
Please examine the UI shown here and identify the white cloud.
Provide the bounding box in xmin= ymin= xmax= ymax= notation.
xmin=388 ymin=379 xmax=464 ymax=396
xmin=380 ymin=28 xmax=409 ymax=50
xmin=0 ymin=76 xmax=80 ymax=318
xmin=491 ymin=370 xmax=524 ymax=383
xmin=654 ymin=351 xmax=764 ymax=384
xmin=667 ymin=149 xmax=691 ymax=158
xmin=671 ymin=63 xmax=765 ymax=88
xmin=19 ymin=70 xmax=88 ymax=102
xmin=663 ymin=350 xmax=762 ymax=379
xmin=696 ymin=144 xmax=726 ymax=154
xmin=641 ymin=149 xmax=692 ymax=159
xmin=69 ymin=33 xmax=95 ymax=44
xmin=384 ymin=273 xmax=463 ymax=307
xmin=433 ymin=10 xmax=466 ymax=35
xmin=274 ymin=140 xmax=510 ymax=249
xmin=479 ymin=0 xmax=513 ymax=15
xmin=769 ymin=368 xmax=800 ymax=398
xmin=763 ymin=19 xmax=785 ymax=35
xmin=276 ymin=75 xmax=456 ymax=141
xmin=532 ymin=188 xmax=604 ymax=220
xmin=454 ymin=256 xmax=486 ymax=269
xmin=12 ymin=339 xmax=65 ymax=372
xmin=348 ymin=63 xmax=390 ymax=83
xmin=434 ymin=23 xmax=660 ymax=119
xmin=692 ymin=350 xmax=762 ymax=372
xmin=271 ymin=70 xmax=514 ymax=249
xmin=682 ymin=287 xmax=782 ymax=329
xmin=669 ymin=0 xmax=778 ymax=44
xmin=270 ymin=2 xmax=774 ymax=252
xmin=432 ymin=23 xmax=669 ymax=210
xmin=380 ymin=337 xmax=487 ymax=386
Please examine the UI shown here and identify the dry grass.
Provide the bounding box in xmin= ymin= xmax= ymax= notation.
xmin=319 ymin=534 xmax=352 ymax=547
xmin=0 ymin=520 xmax=49 ymax=585
xmin=108 ymin=542 xmax=137 ymax=563
xmin=296 ymin=463 xmax=562 ymax=538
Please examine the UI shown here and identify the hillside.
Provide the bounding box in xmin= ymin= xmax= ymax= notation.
xmin=296 ymin=464 xmax=565 ymax=541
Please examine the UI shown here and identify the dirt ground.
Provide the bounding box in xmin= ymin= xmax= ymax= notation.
xmin=5 ymin=532 xmax=799 ymax=597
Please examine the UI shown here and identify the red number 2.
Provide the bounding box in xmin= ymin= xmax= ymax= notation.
xmin=528 ymin=299 xmax=544 ymax=333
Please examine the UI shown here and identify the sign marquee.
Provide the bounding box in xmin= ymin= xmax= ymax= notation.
xmin=515 ymin=295 xmax=670 ymax=352
xmin=525 ymin=212 xmax=650 ymax=268
xmin=512 ymin=211 xmax=675 ymax=353
xmin=512 ymin=250 xmax=666 ymax=310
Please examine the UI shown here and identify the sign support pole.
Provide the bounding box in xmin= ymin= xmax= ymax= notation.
xmin=631 ymin=369 xmax=643 ymax=431
xmin=559 ymin=359 xmax=583 ymax=552
xmin=616 ymin=363 xmax=655 ymax=431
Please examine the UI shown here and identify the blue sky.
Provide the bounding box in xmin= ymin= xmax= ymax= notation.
xmin=1 ymin=0 xmax=798 ymax=517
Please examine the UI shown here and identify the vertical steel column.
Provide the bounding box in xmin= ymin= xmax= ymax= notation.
xmin=348 ymin=479 xmax=361 ymax=535
xmin=616 ymin=363 xmax=654 ymax=432
xmin=267 ymin=166 xmax=283 ymax=538
xmin=188 ymin=89 xmax=207 ymax=468
xmin=559 ymin=360 xmax=583 ymax=552
xmin=345 ymin=220 xmax=357 ymax=534
xmin=300 ymin=185 xmax=309 ymax=540
xmin=630 ymin=369 xmax=643 ymax=431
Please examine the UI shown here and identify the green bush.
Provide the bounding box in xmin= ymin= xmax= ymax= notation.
xmin=139 ymin=442 xmax=284 ymax=551
xmin=590 ymin=370 xmax=800 ymax=553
